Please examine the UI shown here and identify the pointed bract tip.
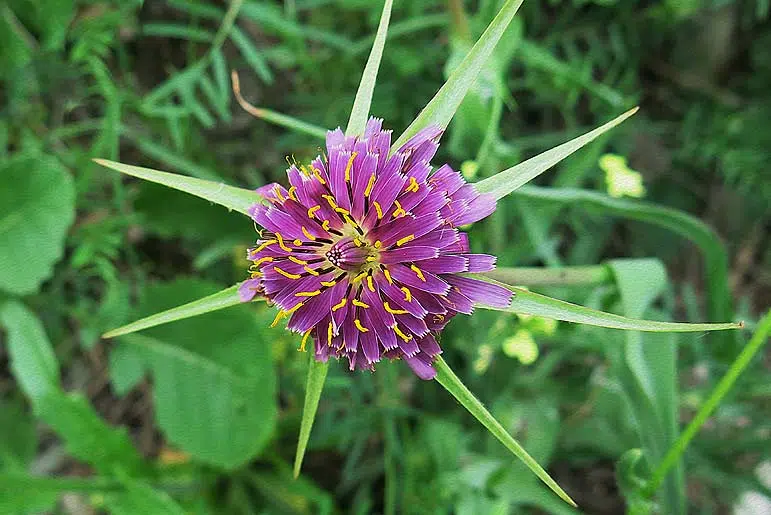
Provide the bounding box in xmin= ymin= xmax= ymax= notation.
xmin=92 ymin=158 xmax=110 ymax=166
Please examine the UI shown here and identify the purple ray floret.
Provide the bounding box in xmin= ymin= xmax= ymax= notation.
xmin=239 ymin=118 xmax=512 ymax=380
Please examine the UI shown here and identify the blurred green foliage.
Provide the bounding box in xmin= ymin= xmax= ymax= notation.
xmin=0 ymin=0 xmax=769 ymax=514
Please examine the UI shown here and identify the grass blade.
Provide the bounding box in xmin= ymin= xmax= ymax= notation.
xmin=346 ymin=0 xmax=393 ymax=136
xmin=476 ymin=107 xmax=639 ymax=199
xmin=434 ymin=356 xmax=577 ymax=507
xmin=93 ymin=159 xmax=262 ymax=216
xmin=392 ymin=0 xmax=524 ymax=150
xmin=293 ymin=354 xmax=329 ymax=478
xmin=231 ymin=71 xmax=327 ymax=139
xmin=472 ymin=275 xmax=742 ymax=332
xmin=102 ymin=284 xmax=250 ymax=338
xmin=644 ymin=310 xmax=770 ymax=498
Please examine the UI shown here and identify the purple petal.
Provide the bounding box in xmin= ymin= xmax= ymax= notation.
xmin=238 ymin=278 xmax=262 ymax=302
xmin=404 ymin=352 xmax=436 ymax=380
xmin=466 ymin=254 xmax=497 ymax=273
xmin=379 ymin=246 xmax=439 ymax=264
xmin=446 ymin=276 xmax=513 ymax=308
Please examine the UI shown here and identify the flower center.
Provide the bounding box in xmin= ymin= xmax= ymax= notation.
xmin=325 ymin=236 xmax=376 ymax=272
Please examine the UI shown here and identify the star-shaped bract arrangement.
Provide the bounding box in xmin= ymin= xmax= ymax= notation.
xmin=239 ymin=119 xmax=511 ymax=379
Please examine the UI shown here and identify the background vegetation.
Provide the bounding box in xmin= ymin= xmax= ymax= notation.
xmin=1 ymin=0 xmax=769 ymax=513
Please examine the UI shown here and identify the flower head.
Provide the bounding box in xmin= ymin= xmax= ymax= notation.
xmin=239 ymin=118 xmax=512 ymax=379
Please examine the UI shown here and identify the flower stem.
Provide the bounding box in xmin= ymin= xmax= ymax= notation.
xmin=644 ymin=311 xmax=769 ymax=497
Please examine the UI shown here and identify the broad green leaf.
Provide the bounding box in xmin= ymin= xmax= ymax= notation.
xmin=0 ymin=399 xmax=37 ymax=469
xmin=608 ymin=259 xmax=683 ymax=515
xmin=93 ymin=159 xmax=261 ymax=217
xmin=230 ymin=71 xmax=328 ymax=139
xmin=0 ymin=301 xmax=60 ymax=402
xmin=37 ymin=392 xmax=145 ymax=476
xmin=473 ymin=275 xmax=742 ymax=332
xmin=0 ymin=154 xmax=75 ymax=295
xmin=110 ymin=279 xmax=276 ymax=468
xmin=346 ymin=0 xmax=393 ymax=136
xmin=392 ymin=0 xmax=524 ymax=150
xmin=475 ymin=107 xmax=638 ymax=199
xmin=646 ymin=310 xmax=771 ymax=498
xmin=0 ymin=474 xmax=94 ymax=514
xmin=512 ymin=185 xmax=733 ymax=339
xmin=104 ymin=478 xmax=187 ymax=515
xmin=483 ymin=265 xmax=611 ymax=287
xmin=293 ymin=354 xmax=329 ymax=478
xmin=434 ymin=357 xmax=576 ymax=507
xmin=103 ymin=283 xmax=245 ymax=338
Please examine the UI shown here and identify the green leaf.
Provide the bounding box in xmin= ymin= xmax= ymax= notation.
xmin=37 ymin=392 xmax=145 ymax=476
xmin=0 ymin=399 xmax=37 ymax=469
xmin=475 ymin=107 xmax=638 ymax=199
xmin=345 ymin=0 xmax=393 ymax=136
xmin=293 ymin=354 xmax=329 ymax=478
xmin=392 ymin=0 xmax=524 ymax=150
xmin=434 ymin=356 xmax=576 ymax=507
xmin=0 ymin=154 xmax=75 ymax=295
xmin=473 ymin=275 xmax=742 ymax=332
xmin=0 ymin=301 xmax=60 ymax=403
xmin=110 ymin=279 xmax=277 ymax=468
xmin=0 ymin=474 xmax=88 ymax=514
xmin=93 ymin=159 xmax=261 ymax=217
xmin=103 ymin=283 xmax=246 ymax=338
xmin=511 ymin=185 xmax=734 ymax=339
xmin=104 ymin=478 xmax=187 ymax=515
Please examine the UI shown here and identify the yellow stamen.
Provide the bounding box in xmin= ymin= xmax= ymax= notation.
xmin=411 ymin=264 xmax=426 ymax=281
xmin=254 ymin=239 xmax=276 ymax=252
xmin=332 ymin=298 xmax=347 ymax=311
xmin=335 ymin=207 xmax=350 ymax=216
xmin=352 ymin=272 xmax=367 ymax=283
xmin=307 ymin=205 xmax=321 ymax=218
xmin=254 ymin=256 xmax=274 ymax=266
xmin=394 ymin=324 xmax=412 ymax=342
xmin=288 ymin=256 xmax=307 ymax=265
xmin=367 ymin=275 xmax=375 ymax=292
xmin=352 ymin=299 xmax=370 ymax=309
xmin=373 ymin=201 xmax=383 ymax=219
xmin=270 ymin=310 xmax=287 ymax=328
xmin=286 ymin=302 xmax=304 ymax=315
xmin=299 ymin=164 xmax=310 ymax=175
xmin=296 ymin=290 xmax=321 ymax=297
xmin=322 ymin=220 xmax=331 ymax=231
xmin=396 ymin=234 xmax=415 ymax=247
xmin=392 ymin=200 xmax=406 ymax=218
xmin=384 ymin=302 xmax=408 ymax=315
xmin=312 ymin=166 xmax=326 ymax=185
xmin=354 ymin=319 xmax=369 ymax=332
xmin=293 ymin=239 xmax=303 ymax=247
xmin=322 ymin=195 xmax=338 ymax=209
xmin=374 ymin=240 xmax=382 ymax=249
xmin=364 ymin=174 xmax=376 ymax=197
xmin=287 ymin=186 xmax=298 ymax=201
xmin=327 ymin=322 xmax=334 ymax=345
xmin=274 ymin=185 xmax=285 ymax=202
xmin=276 ymin=233 xmax=291 ymax=252
xmin=401 ymin=286 xmax=412 ymax=302
xmin=304 ymin=266 xmax=319 ymax=276
xmin=343 ymin=214 xmax=359 ymax=229
xmin=299 ymin=330 xmax=311 ymax=352
xmin=274 ymin=266 xmax=301 ymax=280
xmin=344 ymin=152 xmax=357 ymax=182
xmin=405 ymin=177 xmax=419 ymax=193
xmin=353 ymin=238 xmax=362 ymax=247
xmin=383 ymin=268 xmax=393 ymax=284
xmin=366 ymin=256 xmax=377 ymax=262
xmin=301 ymin=226 xmax=316 ymax=241
xmin=321 ymin=280 xmax=336 ymax=287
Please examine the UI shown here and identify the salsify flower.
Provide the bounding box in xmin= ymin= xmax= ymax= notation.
xmin=238 ymin=118 xmax=512 ymax=380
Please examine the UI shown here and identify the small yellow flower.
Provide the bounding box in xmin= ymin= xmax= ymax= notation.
xmin=600 ymin=153 xmax=645 ymax=198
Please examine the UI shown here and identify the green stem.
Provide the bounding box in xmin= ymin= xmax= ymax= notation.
xmin=644 ymin=311 xmax=769 ymax=497
xmin=482 ymin=265 xmax=612 ymax=286
xmin=211 ymin=0 xmax=244 ymax=51
xmin=434 ymin=356 xmax=577 ymax=507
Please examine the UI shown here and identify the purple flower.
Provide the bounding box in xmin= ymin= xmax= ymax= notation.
xmin=239 ymin=118 xmax=512 ymax=380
